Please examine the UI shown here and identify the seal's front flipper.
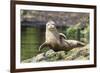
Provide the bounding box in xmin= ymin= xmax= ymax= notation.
xmin=39 ymin=42 xmax=47 ymax=52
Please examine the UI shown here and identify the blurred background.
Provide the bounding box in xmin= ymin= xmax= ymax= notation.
xmin=21 ymin=10 xmax=89 ymax=61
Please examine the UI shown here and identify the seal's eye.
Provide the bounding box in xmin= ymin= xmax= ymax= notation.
xmin=47 ymin=23 xmax=50 ymax=25
xmin=46 ymin=23 xmax=51 ymax=26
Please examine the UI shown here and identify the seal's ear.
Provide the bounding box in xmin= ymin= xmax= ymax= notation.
xmin=59 ymin=33 xmax=67 ymax=39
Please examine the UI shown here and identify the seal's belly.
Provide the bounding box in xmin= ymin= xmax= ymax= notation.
xmin=47 ymin=36 xmax=59 ymax=44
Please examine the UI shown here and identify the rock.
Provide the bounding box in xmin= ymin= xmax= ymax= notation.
xmin=22 ymin=44 xmax=89 ymax=63
xmin=78 ymin=44 xmax=89 ymax=57
xmin=22 ymin=53 xmax=46 ymax=63
xmin=56 ymin=51 xmax=66 ymax=59
xmin=45 ymin=49 xmax=59 ymax=61
xmin=75 ymin=56 xmax=88 ymax=60
xmin=65 ymin=44 xmax=89 ymax=60
xmin=22 ymin=58 xmax=35 ymax=63
xmin=34 ymin=53 xmax=45 ymax=62
xmin=45 ymin=49 xmax=56 ymax=58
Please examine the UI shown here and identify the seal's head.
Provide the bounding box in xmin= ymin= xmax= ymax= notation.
xmin=46 ymin=21 xmax=56 ymax=31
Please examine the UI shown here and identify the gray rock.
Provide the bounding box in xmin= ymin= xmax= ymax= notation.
xmin=34 ymin=53 xmax=45 ymax=62
xmin=56 ymin=51 xmax=66 ymax=59
xmin=45 ymin=49 xmax=59 ymax=61
xmin=45 ymin=49 xmax=56 ymax=58
xmin=22 ymin=58 xmax=34 ymax=63
xmin=65 ymin=44 xmax=89 ymax=60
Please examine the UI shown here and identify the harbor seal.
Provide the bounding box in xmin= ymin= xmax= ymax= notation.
xmin=39 ymin=21 xmax=85 ymax=52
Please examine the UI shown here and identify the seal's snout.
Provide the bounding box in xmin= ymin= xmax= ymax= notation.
xmin=48 ymin=24 xmax=55 ymax=30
